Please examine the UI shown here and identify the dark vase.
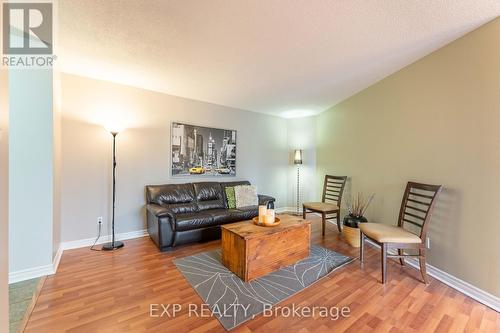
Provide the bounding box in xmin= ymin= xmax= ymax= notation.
xmin=343 ymin=214 xmax=368 ymax=228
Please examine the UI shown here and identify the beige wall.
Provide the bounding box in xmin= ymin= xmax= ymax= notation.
xmin=317 ymin=18 xmax=500 ymax=296
xmin=61 ymin=73 xmax=288 ymax=242
xmin=0 ymin=67 xmax=9 ymax=331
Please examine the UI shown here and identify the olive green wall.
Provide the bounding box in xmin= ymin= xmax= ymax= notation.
xmin=317 ymin=18 xmax=500 ymax=296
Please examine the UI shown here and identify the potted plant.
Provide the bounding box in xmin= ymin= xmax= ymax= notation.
xmin=343 ymin=193 xmax=374 ymax=247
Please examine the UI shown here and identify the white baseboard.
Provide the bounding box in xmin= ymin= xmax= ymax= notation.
xmin=61 ymin=229 xmax=148 ymax=250
xmin=9 ymin=264 xmax=55 ymax=284
xmin=9 ymin=245 xmax=63 ymax=284
xmin=9 ymin=229 xmax=148 ymax=284
xmin=276 ymin=207 xmax=301 ymax=213
xmin=52 ymin=245 xmax=63 ymax=274
xmin=277 ymin=207 xmax=330 ymax=219
xmin=405 ymin=257 xmax=500 ymax=312
xmin=364 ymin=240 xmax=500 ymax=312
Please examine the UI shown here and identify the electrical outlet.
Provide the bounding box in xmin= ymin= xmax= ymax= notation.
xmin=426 ymin=237 xmax=430 ymax=249
xmin=97 ymin=216 xmax=103 ymax=224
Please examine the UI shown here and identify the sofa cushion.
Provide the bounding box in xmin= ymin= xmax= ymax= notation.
xmin=235 ymin=205 xmax=259 ymax=220
xmin=164 ymin=202 xmax=198 ymax=214
xmin=193 ymin=182 xmax=225 ymax=210
xmin=221 ymin=181 xmax=251 ymax=208
xmin=175 ymin=212 xmax=216 ymax=231
xmin=205 ymin=208 xmax=243 ymax=224
xmin=146 ymin=184 xmax=196 ymax=205
xmin=225 ymin=187 xmax=236 ymax=209
xmin=220 ymin=181 xmax=251 ymax=190
xmin=234 ymin=185 xmax=258 ymax=208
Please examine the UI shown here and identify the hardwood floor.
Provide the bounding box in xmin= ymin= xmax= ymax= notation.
xmin=25 ymin=216 xmax=499 ymax=332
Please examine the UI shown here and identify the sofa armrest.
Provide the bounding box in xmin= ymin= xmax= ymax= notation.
xmin=146 ymin=204 xmax=176 ymax=220
xmin=146 ymin=204 xmax=176 ymax=249
xmin=258 ymin=194 xmax=275 ymax=208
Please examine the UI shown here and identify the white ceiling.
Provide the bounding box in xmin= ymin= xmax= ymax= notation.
xmin=58 ymin=0 xmax=500 ymax=118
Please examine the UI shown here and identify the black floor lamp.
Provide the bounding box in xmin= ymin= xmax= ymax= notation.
xmin=102 ymin=129 xmax=124 ymax=251
xmin=293 ymin=149 xmax=303 ymax=216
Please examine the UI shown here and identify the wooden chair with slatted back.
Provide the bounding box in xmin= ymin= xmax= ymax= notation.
xmin=359 ymin=181 xmax=442 ymax=284
xmin=303 ymin=175 xmax=348 ymax=236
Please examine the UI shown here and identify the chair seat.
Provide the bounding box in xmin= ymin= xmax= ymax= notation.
xmin=359 ymin=223 xmax=421 ymax=243
xmin=303 ymin=202 xmax=339 ymax=212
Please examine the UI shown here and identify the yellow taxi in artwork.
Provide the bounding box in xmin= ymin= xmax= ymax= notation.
xmin=215 ymin=167 xmax=231 ymax=174
xmin=189 ymin=166 xmax=205 ymax=174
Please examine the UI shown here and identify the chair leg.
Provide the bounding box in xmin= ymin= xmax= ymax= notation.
xmin=398 ymin=249 xmax=405 ymax=266
xmin=381 ymin=243 xmax=387 ymax=283
xmin=359 ymin=232 xmax=365 ymax=263
xmin=419 ymin=249 xmax=428 ymax=284
xmin=336 ymin=213 xmax=342 ymax=233
xmin=302 ymin=205 xmax=306 ymax=219
xmin=321 ymin=213 xmax=326 ymax=236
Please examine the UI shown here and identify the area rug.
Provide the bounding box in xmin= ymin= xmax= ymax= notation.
xmin=174 ymin=246 xmax=354 ymax=330
xmin=9 ymin=277 xmax=44 ymax=333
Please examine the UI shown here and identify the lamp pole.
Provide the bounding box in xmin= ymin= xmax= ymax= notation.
xmin=102 ymin=131 xmax=124 ymax=251
xmin=296 ymin=164 xmax=300 ymax=216
xmin=293 ymin=149 xmax=303 ymax=216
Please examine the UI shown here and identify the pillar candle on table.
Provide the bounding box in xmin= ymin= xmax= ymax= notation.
xmin=258 ymin=205 xmax=267 ymax=224
xmin=264 ymin=209 xmax=275 ymax=225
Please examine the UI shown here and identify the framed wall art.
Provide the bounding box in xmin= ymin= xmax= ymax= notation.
xmin=171 ymin=122 xmax=237 ymax=177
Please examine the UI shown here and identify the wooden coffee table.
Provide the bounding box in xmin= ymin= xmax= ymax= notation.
xmin=221 ymin=214 xmax=311 ymax=282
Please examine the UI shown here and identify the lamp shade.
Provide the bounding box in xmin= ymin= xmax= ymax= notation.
xmin=104 ymin=124 xmax=124 ymax=135
xmin=293 ymin=149 xmax=303 ymax=164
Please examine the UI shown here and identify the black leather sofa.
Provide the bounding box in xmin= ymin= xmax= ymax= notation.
xmin=145 ymin=181 xmax=275 ymax=251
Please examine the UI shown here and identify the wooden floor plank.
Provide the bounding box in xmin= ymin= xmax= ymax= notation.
xmin=25 ymin=216 xmax=500 ymax=332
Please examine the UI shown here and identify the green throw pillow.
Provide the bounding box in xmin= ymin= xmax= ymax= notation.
xmin=225 ymin=187 xmax=236 ymax=209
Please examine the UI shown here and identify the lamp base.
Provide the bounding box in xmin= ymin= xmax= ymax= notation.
xmin=101 ymin=241 xmax=124 ymax=251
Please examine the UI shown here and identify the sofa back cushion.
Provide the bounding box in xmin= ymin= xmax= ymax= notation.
xmin=145 ymin=184 xmax=198 ymax=213
xmin=193 ymin=182 xmax=225 ymax=210
xmin=220 ymin=181 xmax=251 ymax=208
xmin=225 ymin=187 xmax=236 ymax=209
xmin=234 ymin=185 xmax=258 ymax=208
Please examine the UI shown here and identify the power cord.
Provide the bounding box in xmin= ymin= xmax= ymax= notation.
xmin=90 ymin=220 xmax=102 ymax=251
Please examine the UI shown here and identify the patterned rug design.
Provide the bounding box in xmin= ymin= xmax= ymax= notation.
xmin=174 ymin=245 xmax=354 ymax=330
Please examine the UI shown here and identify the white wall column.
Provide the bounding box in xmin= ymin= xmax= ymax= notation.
xmin=8 ymin=67 xmax=55 ymax=278
xmin=0 ymin=61 xmax=10 ymax=333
